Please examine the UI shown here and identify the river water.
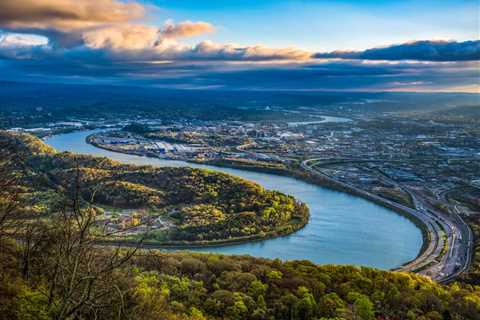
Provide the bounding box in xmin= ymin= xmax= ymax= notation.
xmin=45 ymin=130 xmax=422 ymax=269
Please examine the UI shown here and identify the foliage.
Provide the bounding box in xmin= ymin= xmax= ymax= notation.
xmin=461 ymin=215 xmax=480 ymax=285
xmin=123 ymin=123 xmax=151 ymax=134
xmin=0 ymin=130 xmax=479 ymax=320
xmin=0 ymin=131 xmax=308 ymax=244
xmin=4 ymin=243 xmax=480 ymax=320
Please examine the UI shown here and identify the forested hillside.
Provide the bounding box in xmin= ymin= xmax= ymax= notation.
xmin=0 ymin=223 xmax=479 ymax=320
xmin=0 ymin=130 xmax=479 ymax=320
xmin=0 ymin=131 xmax=308 ymax=244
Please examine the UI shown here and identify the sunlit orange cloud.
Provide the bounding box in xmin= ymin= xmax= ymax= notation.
xmin=1 ymin=0 xmax=477 ymax=65
xmin=0 ymin=0 xmax=314 ymax=61
xmin=0 ymin=0 xmax=216 ymax=51
xmin=82 ymin=24 xmax=159 ymax=51
xmin=105 ymin=40 xmax=313 ymax=62
xmin=0 ymin=0 xmax=144 ymax=31
xmin=162 ymin=20 xmax=215 ymax=39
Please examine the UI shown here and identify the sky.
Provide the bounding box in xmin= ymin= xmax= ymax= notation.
xmin=150 ymin=0 xmax=479 ymax=51
xmin=0 ymin=0 xmax=479 ymax=92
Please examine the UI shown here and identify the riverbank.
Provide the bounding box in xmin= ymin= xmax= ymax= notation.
xmin=82 ymin=133 xmax=311 ymax=248
xmin=46 ymin=129 xmax=424 ymax=269
xmin=99 ymin=218 xmax=309 ymax=250
xmin=87 ymin=133 xmax=429 ymax=265
xmin=192 ymin=158 xmax=432 ymax=266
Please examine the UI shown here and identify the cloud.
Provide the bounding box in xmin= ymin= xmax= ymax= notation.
xmin=0 ymin=0 xmax=147 ymax=47
xmin=169 ymin=61 xmax=479 ymax=92
xmin=81 ymin=20 xmax=215 ymax=52
xmin=0 ymin=32 xmax=48 ymax=47
xmin=0 ymin=0 xmax=212 ymax=50
xmin=0 ymin=0 xmax=309 ymax=61
xmin=315 ymin=40 xmax=480 ymax=62
xmin=82 ymin=24 xmax=159 ymax=51
xmin=0 ymin=0 xmax=477 ymax=92
xmin=0 ymin=32 xmax=51 ymax=59
xmin=0 ymin=0 xmax=144 ymax=32
xmin=2 ymin=48 xmax=478 ymax=93
xmin=161 ymin=20 xmax=215 ymax=39
xmin=156 ymin=41 xmax=312 ymax=61
xmin=0 ymin=1 xmax=323 ymax=63
xmin=0 ymin=30 xmax=313 ymax=62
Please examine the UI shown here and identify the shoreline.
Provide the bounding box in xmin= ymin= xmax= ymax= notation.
xmin=86 ymin=132 xmax=430 ymax=269
xmin=192 ymin=159 xmax=432 ymax=269
xmin=98 ymin=219 xmax=309 ymax=250
xmin=84 ymin=133 xmax=311 ymax=248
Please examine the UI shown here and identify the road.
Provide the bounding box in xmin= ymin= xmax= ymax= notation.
xmin=301 ymin=158 xmax=473 ymax=283
xmin=374 ymin=169 xmax=471 ymax=282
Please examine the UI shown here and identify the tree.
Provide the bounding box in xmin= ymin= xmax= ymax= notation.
xmin=0 ymin=134 xmax=25 ymax=237
xmin=353 ymin=296 xmax=375 ymax=320
xmin=122 ymin=123 xmax=150 ymax=134
xmin=131 ymin=271 xmax=170 ymax=319
xmin=23 ymin=167 xmax=142 ymax=320
xmin=318 ymin=293 xmax=346 ymax=318
xmin=294 ymin=287 xmax=317 ymax=320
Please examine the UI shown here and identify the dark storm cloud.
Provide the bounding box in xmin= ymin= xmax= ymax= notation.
xmin=171 ymin=62 xmax=477 ymax=91
xmin=315 ymin=40 xmax=480 ymax=62
xmin=2 ymin=51 xmax=475 ymax=92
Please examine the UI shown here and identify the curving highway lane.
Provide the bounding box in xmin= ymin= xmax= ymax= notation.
xmin=301 ymin=158 xmax=473 ymax=283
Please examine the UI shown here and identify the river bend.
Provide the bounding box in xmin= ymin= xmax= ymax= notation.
xmin=45 ymin=130 xmax=422 ymax=270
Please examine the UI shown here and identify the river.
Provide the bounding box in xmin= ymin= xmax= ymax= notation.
xmin=45 ymin=130 xmax=423 ymax=270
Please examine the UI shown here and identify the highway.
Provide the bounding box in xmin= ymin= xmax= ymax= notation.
xmin=377 ymin=175 xmax=470 ymax=282
xmin=301 ymin=158 xmax=473 ymax=283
